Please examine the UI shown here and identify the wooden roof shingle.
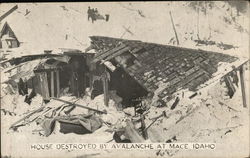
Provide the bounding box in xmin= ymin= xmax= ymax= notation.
xmin=90 ymin=36 xmax=240 ymax=101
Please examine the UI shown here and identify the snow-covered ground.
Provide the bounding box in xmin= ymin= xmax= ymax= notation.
xmin=0 ymin=2 xmax=249 ymax=158
xmin=0 ymin=2 xmax=249 ymax=57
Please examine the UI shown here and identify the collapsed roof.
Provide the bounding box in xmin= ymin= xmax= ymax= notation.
xmin=89 ymin=36 xmax=247 ymax=102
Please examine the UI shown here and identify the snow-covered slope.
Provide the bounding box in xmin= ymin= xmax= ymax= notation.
xmin=0 ymin=2 xmax=249 ymax=57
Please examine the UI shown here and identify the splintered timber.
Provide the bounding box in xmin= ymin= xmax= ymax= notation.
xmin=30 ymin=143 xmax=216 ymax=150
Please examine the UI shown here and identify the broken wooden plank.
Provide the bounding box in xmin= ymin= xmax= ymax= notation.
xmin=225 ymin=76 xmax=236 ymax=98
xmin=218 ymin=101 xmax=240 ymax=112
xmin=125 ymin=121 xmax=145 ymax=143
xmin=51 ymin=98 xmax=107 ymax=114
xmin=189 ymin=92 xmax=198 ymax=99
xmin=239 ymin=65 xmax=247 ymax=107
xmin=103 ymin=61 xmax=116 ymax=72
xmin=144 ymin=111 xmax=167 ymax=132
xmin=170 ymin=97 xmax=180 ymax=110
xmin=10 ymin=106 xmax=45 ymax=129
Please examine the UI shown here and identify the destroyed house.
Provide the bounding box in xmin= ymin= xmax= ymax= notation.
xmin=88 ymin=36 xmax=247 ymax=107
xmin=2 ymin=36 xmax=248 ymax=140
xmin=0 ymin=22 xmax=20 ymax=49
xmin=2 ymin=50 xmax=96 ymax=102
xmin=2 ymin=36 xmax=248 ymax=110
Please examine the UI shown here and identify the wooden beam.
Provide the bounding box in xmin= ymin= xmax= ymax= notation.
xmin=0 ymin=5 xmax=18 ymax=22
xmin=56 ymin=70 xmax=60 ymax=98
xmin=51 ymin=98 xmax=107 ymax=114
xmin=34 ymin=68 xmax=61 ymax=73
xmin=50 ymin=71 xmax=55 ymax=97
xmin=239 ymin=65 xmax=247 ymax=107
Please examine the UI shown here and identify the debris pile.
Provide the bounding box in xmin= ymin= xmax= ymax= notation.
xmin=1 ymin=36 xmax=248 ymax=157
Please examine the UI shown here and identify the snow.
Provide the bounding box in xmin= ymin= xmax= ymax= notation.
xmin=0 ymin=2 xmax=249 ymax=158
xmin=0 ymin=2 xmax=249 ymax=57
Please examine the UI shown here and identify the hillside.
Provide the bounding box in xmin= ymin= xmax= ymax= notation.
xmin=0 ymin=2 xmax=249 ymax=57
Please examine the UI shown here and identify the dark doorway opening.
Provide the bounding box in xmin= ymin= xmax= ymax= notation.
xmin=109 ymin=67 xmax=148 ymax=107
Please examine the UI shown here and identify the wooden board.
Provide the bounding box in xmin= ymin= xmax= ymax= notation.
xmin=37 ymin=72 xmax=50 ymax=100
xmin=102 ymin=47 xmax=130 ymax=63
xmin=92 ymin=44 xmax=127 ymax=63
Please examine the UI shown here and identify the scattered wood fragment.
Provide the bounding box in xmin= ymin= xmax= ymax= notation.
xmin=170 ymin=97 xmax=180 ymax=110
xmin=189 ymin=92 xmax=198 ymax=99
xmin=145 ymin=111 xmax=167 ymax=131
xmin=218 ymin=101 xmax=240 ymax=112
xmin=175 ymin=105 xmax=200 ymax=124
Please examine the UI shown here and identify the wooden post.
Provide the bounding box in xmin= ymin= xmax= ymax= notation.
xmin=239 ymin=65 xmax=247 ymax=108
xmin=56 ymin=70 xmax=60 ymax=98
xmin=141 ymin=115 xmax=148 ymax=139
xmin=89 ymin=73 xmax=93 ymax=91
xmin=39 ymin=72 xmax=50 ymax=100
xmin=50 ymin=71 xmax=55 ymax=97
xmin=102 ymin=68 xmax=109 ymax=107
xmin=169 ymin=11 xmax=179 ymax=45
xmin=82 ymin=72 xmax=86 ymax=95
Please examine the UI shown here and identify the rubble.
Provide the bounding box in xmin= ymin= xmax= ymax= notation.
xmin=0 ymin=2 xmax=249 ymax=158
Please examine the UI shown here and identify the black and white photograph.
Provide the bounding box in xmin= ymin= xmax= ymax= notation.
xmin=0 ymin=1 xmax=249 ymax=158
